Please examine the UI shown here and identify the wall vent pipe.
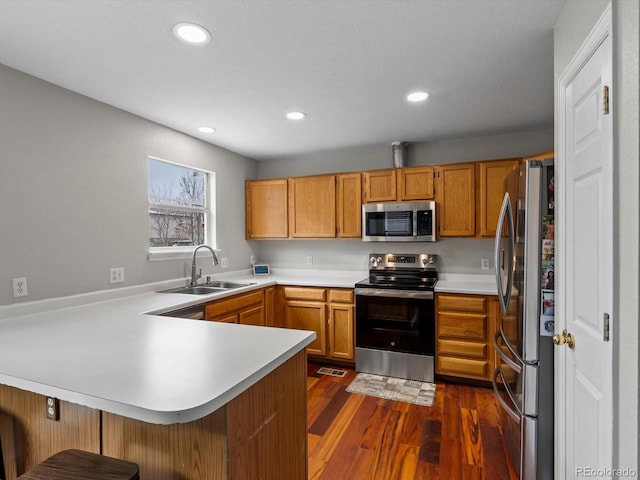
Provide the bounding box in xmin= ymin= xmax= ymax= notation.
xmin=392 ymin=141 xmax=409 ymax=168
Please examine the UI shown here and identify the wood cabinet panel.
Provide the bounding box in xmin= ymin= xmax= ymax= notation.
xmin=328 ymin=303 xmax=354 ymax=361
xmin=282 ymin=286 xmax=326 ymax=302
xmin=362 ymin=169 xmax=397 ymax=202
xmin=436 ymin=163 xmax=476 ymax=236
xmin=328 ymin=288 xmax=354 ymax=304
xmin=336 ymin=173 xmax=362 ymax=238
xmin=285 ymin=301 xmax=327 ymax=356
xmin=398 ymin=166 xmax=435 ymax=200
xmin=288 ymin=175 xmax=336 ymax=238
xmin=438 ymin=313 xmax=488 ymax=340
xmin=437 ymin=294 xmax=486 ymax=312
xmin=437 ymin=356 xmax=489 ymax=378
xmin=245 ymin=179 xmax=288 ymax=239
xmin=436 ymin=293 xmax=498 ymax=382
xmin=476 ymin=159 xmax=520 ymax=237
xmin=264 ymin=286 xmax=279 ymax=327
xmin=0 ymin=384 xmax=100 ymax=476
xmin=205 ymin=290 xmax=263 ymax=320
xmin=239 ymin=304 xmax=264 ymax=326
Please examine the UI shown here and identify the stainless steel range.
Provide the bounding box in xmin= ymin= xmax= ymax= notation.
xmin=354 ymin=253 xmax=437 ymax=382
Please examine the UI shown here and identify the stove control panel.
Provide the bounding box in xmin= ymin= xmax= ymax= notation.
xmin=368 ymin=253 xmax=437 ymax=269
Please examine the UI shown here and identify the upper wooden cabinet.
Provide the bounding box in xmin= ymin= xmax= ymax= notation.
xmin=362 ymin=169 xmax=397 ymax=202
xmin=475 ymin=159 xmax=520 ymax=237
xmin=245 ymin=179 xmax=288 ymax=239
xmin=397 ymin=166 xmax=435 ymax=201
xmin=436 ymin=163 xmax=476 ymax=236
xmin=288 ymin=175 xmax=336 ymax=238
xmin=362 ymin=166 xmax=435 ymax=203
xmin=336 ymin=173 xmax=362 ymax=238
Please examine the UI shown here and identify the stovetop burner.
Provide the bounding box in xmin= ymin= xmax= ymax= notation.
xmin=355 ymin=253 xmax=438 ymax=291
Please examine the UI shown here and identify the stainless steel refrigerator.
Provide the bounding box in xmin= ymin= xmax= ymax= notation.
xmin=492 ymin=159 xmax=554 ymax=480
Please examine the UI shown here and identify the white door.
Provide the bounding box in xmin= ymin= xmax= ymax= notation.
xmin=557 ymin=5 xmax=613 ymax=479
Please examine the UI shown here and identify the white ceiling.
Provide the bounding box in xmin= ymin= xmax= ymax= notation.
xmin=0 ymin=0 xmax=564 ymax=161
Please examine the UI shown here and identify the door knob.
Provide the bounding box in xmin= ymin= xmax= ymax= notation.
xmin=552 ymin=329 xmax=575 ymax=349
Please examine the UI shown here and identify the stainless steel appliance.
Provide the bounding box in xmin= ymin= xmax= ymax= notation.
xmin=492 ymin=160 xmax=554 ymax=479
xmin=355 ymin=253 xmax=437 ymax=382
xmin=362 ymin=202 xmax=436 ymax=242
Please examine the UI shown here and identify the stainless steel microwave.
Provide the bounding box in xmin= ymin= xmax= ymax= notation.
xmin=362 ymin=201 xmax=437 ymax=242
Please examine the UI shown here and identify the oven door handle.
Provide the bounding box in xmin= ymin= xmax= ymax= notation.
xmin=355 ymin=288 xmax=434 ymax=300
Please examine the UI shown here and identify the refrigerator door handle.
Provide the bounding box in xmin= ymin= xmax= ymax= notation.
xmin=492 ymin=367 xmax=522 ymax=423
xmin=494 ymin=193 xmax=515 ymax=316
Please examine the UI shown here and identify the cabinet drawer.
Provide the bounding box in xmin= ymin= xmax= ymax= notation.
xmin=437 ymin=294 xmax=486 ymax=312
xmin=328 ymin=289 xmax=354 ymax=304
xmin=438 ymin=312 xmax=487 ymax=340
xmin=437 ymin=339 xmax=487 ymax=359
xmin=437 ymin=356 xmax=488 ymax=378
xmin=212 ymin=313 xmax=239 ymax=324
xmin=205 ymin=290 xmax=264 ymax=318
xmin=282 ymin=286 xmax=326 ymax=302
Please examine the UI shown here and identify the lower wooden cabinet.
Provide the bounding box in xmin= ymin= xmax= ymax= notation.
xmin=435 ymin=293 xmax=499 ymax=382
xmin=281 ymin=286 xmax=354 ymax=362
xmin=205 ymin=290 xmax=265 ymax=326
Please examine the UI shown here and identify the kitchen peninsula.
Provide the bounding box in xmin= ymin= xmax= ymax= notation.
xmin=0 ymin=285 xmax=316 ymax=479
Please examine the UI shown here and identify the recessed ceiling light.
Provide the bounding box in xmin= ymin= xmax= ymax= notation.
xmin=173 ymin=23 xmax=211 ymax=45
xmin=286 ymin=111 xmax=306 ymax=120
xmin=407 ymin=91 xmax=430 ymax=102
xmin=198 ymin=126 xmax=216 ymax=133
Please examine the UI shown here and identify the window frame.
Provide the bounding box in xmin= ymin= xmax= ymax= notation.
xmin=147 ymin=156 xmax=216 ymax=261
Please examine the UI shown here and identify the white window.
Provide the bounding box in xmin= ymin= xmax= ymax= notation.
xmin=147 ymin=157 xmax=215 ymax=260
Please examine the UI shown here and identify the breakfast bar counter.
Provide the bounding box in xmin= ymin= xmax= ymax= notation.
xmin=0 ymin=286 xmax=316 ymax=479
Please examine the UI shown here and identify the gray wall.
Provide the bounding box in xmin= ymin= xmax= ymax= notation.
xmin=554 ymin=0 xmax=639 ymax=472
xmin=255 ymin=129 xmax=553 ymax=273
xmin=0 ymin=64 xmax=259 ymax=305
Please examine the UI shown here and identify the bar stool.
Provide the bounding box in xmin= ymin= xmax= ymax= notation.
xmin=17 ymin=449 xmax=139 ymax=480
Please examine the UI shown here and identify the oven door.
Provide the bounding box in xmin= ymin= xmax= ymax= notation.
xmin=355 ymin=288 xmax=435 ymax=355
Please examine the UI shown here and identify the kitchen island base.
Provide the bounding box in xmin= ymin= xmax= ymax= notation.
xmin=0 ymin=350 xmax=308 ymax=480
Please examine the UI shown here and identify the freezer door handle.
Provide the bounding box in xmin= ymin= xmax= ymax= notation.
xmin=492 ymin=367 xmax=522 ymax=423
xmin=494 ymin=330 xmax=523 ymax=372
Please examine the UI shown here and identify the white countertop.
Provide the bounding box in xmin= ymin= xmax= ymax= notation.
xmin=0 ymin=268 xmax=367 ymax=425
xmin=434 ymin=273 xmax=499 ymax=295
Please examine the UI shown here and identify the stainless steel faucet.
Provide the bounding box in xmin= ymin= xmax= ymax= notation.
xmin=190 ymin=245 xmax=219 ymax=286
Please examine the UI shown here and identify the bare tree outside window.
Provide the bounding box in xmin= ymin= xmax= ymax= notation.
xmin=148 ymin=158 xmax=209 ymax=247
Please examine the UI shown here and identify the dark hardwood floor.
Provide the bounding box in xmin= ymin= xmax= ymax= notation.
xmin=307 ymin=363 xmax=518 ymax=480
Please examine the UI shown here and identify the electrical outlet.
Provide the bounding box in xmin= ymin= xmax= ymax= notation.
xmin=250 ymin=255 xmax=257 ymax=265
xmin=109 ymin=267 xmax=124 ymax=284
xmin=12 ymin=277 xmax=28 ymax=297
xmin=481 ymin=258 xmax=490 ymax=270
xmin=221 ymin=257 xmax=229 ymax=268
xmin=306 ymin=255 xmax=313 ymax=265
xmin=46 ymin=396 xmax=59 ymax=421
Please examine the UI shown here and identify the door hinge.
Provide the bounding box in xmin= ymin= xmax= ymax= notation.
xmin=603 ymin=85 xmax=610 ymax=115
xmin=603 ymin=313 xmax=610 ymax=341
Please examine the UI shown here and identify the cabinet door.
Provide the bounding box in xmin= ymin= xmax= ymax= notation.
xmin=336 ymin=173 xmax=362 ymax=238
xmin=476 ymin=159 xmax=520 ymax=237
xmin=288 ymin=175 xmax=336 ymax=238
xmin=239 ymin=304 xmax=265 ymax=326
xmin=398 ymin=166 xmax=434 ymax=200
xmin=284 ymin=301 xmax=326 ymax=356
xmin=362 ymin=169 xmax=397 ymax=203
xmin=328 ymin=303 xmax=354 ymax=361
xmin=436 ymin=163 xmax=476 ymax=236
xmin=245 ymin=179 xmax=288 ymax=239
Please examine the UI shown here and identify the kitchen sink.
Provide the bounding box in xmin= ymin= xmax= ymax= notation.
xmin=157 ymin=281 xmax=256 ymax=295
xmin=201 ymin=281 xmax=256 ymax=289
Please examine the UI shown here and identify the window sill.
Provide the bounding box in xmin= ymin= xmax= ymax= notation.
xmin=147 ymin=247 xmax=220 ymax=262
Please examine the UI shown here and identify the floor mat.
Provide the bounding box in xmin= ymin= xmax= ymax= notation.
xmin=346 ymin=372 xmax=436 ymax=406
